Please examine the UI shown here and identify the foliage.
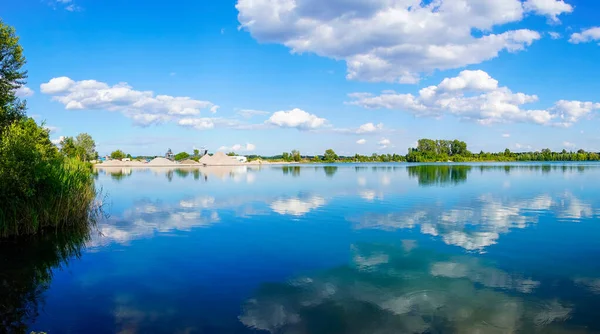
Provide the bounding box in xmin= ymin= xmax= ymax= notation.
xmin=59 ymin=133 xmax=97 ymax=161
xmin=193 ymin=149 xmax=200 ymax=156
xmin=323 ymin=149 xmax=338 ymax=162
xmin=110 ymin=150 xmax=126 ymax=160
xmin=0 ymin=121 xmax=98 ymax=236
xmin=0 ymin=20 xmax=28 ymax=135
xmin=174 ymin=152 xmax=190 ymax=161
xmin=0 ymin=20 xmax=98 ymax=238
xmin=291 ymin=150 xmax=301 ymax=162
xmin=226 ymin=152 xmax=237 ymax=157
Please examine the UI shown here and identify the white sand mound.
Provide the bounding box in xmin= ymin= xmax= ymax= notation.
xmin=99 ymin=160 xmax=125 ymax=166
xmin=179 ymin=159 xmax=199 ymax=165
xmin=148 ymin=157 xmax=176 ymax=165
xmin=199 ymin=152 xmax=243 ymax=166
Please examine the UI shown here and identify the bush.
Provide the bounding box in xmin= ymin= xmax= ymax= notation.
xmin=0 ymin=119 xmax=99 ymax=237
xmin=174 ymin=152 xmax=190 ymax=161
xmin=110 ymin=150 xmax=126 ymax=160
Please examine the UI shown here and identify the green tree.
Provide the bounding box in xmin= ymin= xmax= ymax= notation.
xmin=193 ymin=149 xmax=200 ymax=157
xmin=282 ymin=152 xmax=291 ymax=162
xmin=226 ymin=152 xmax=237 ymax=157
xmin=110 ymin=150 xmax=126 ymax=160
xmin=75 ymin=133 xmax=96 ymax=161
xmin=59 ymin=137 xmax=78 ymax=158
xmin=0 ymin=20 xmax=28 ymax=135
xmin=174 ymin=152 xmax=190 ymax=160
xmin=291 ymin=150 xmax=301 ymax=162
xmin=324 ymin=149 xmax=338 ymax=162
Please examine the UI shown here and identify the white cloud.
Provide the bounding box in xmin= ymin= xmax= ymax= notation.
xmin=502 ymin=133 xmax=511 ymax=138
xmin=41 ymin=77 xmax=218 ymax=126
xmin=14 ymin=85 xmax=34 ymax=97
xmin=563 ymin=141 xmax=576 ymax=148
xmin=357 ymin=139 xmax=366 ymax=145
xmin=218 ymin=143 xmax=256 ymax=152
xmin=523 ymin=0 xmax=573 ymax=23
xmin=266 ymin=108 xmax=327 ymax=130
xmin=569 ymin=27 xmax=600 ymax=44
xmin=51 ymin=136 xmax=66 ymax=145
xmin=349 ymin=70 xmax=599 ymax=127
xmin=235 ymin=0 xmax=555 ymax=83
xmin=548 ymin=32 xmax=561 ymax=39
xmin=210 ymin=105 xmax=220 ymax=113
xmin=177 ymin=118 xmax=215 ymax=130
xmin=49 ymin=0 xmax=81 ymax=11
xmin=238 ymin=109 xmax=270 ymax=118
xmin=356 ymin=122 xmax=383 ymax=134
xmin=378 ymin=138 xmax=391 ymax=148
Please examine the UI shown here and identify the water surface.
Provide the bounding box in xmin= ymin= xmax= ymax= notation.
xmin=3 ymin=163 xmax=600 ymax=333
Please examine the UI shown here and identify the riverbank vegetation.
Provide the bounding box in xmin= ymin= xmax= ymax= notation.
xmin=0 ymin=20 xmax=98 ymax=238
xmin=245 ymin=139 xmax=600 ymax=164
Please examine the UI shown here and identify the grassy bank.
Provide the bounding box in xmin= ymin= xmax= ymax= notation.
xmin=0 ymin=120 xmax=100 ymax=237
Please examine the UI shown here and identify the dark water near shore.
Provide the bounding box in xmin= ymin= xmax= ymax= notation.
xmin=2 ymin=163 xmax=600 ymax=333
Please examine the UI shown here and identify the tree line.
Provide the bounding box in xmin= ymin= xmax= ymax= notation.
xmin=246 ymin=139 xmax=600 ymax=163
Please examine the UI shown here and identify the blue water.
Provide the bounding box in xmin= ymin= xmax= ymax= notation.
xmin=5 ymin=163 xmax=600 ymax=333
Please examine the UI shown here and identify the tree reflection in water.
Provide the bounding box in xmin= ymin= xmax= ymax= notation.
xmin=0 ymin=225 xmax=91 ymax=333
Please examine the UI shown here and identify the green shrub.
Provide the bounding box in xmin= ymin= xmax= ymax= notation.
xmin=0 ymin=119 xmax=99 ymax=237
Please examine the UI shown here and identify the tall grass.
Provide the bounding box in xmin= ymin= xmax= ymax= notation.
xmin=0 ymin=119 xmax=101 ymax=238
xmin=0 ymin=157 xmax=100 ymax=238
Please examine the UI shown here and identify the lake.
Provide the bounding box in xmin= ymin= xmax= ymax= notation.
xmin=3 ymin=163 xmax=600 ymax=333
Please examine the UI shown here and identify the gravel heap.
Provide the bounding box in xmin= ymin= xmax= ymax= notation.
xmin=199 ymin=152 xmax=243 ymax=166
xmin=147 ymin=157 xmax=177 ymax=165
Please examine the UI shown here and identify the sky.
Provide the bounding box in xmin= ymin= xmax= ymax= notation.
xmin=3 ymin=0 xmax=600 ymax=156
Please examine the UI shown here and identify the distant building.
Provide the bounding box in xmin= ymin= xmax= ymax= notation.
xmin=234 ymin=156 xmax=248 ymax=163
xmin=165 ymin=149 xmax=174 ymax=160
xmin=122 ymin=158 xmax=131 ymax=162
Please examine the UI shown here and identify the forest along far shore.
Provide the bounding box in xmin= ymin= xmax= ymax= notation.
xmin=96 ymin=139 xmax=600 ymax=167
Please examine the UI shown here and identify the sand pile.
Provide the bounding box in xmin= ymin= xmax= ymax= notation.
xmin=99 ymin=160 xmax=125 ymax=166
xmin=179 ymin=159 xmax=199 ymax=165
xmin=199 ymin=152 xmax=242 ymax=166
xmin=148 ymin=157 xmax=176 ymax=166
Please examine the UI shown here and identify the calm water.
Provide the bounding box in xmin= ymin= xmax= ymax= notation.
xmin=2 ymin=163 xmax=600 ymax=333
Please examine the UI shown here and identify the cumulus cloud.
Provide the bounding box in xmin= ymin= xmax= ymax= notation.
xmin=378 ymin=138 xmax=391 ymax=148
xmin=563 ymin=141 xmax=576 ymax=148
xmin=235 ymin=0 xmax=560 ymax=83
xmin=41 ymin=77 xmax=218 ymax=126
xmin=523 ymin=0 xmax=573 ymax=23
xmin=349 ymin=70 xmax=599 ymax=127
xmin=356 ymin=122 xmax=384 ymax=134
xmin=14 ymin=85 xmax=34 ymax=97
xmin=357 ymin=139 xmax=366 ymax=145
xmin=218 ymin=143 xmax=256 ymax=152
xmin=51 ymin=135 xmax=66 ymax=146
xmin=266 ymin=108 xmax=327 ymax=130
xmin=569 ymin=27 xmax=600 ymax=44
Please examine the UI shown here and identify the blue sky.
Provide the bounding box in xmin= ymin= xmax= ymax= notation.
xmin=4 ymin=0 xmax=600 ymax=156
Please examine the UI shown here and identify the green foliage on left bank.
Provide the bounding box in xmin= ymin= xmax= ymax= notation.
xmin=0 ymin=20 xmax=98 ymax=238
